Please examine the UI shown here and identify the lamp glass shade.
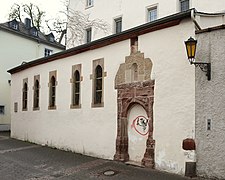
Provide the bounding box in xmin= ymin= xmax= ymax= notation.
xmin=185 ymin=37 xmax=197 ymax=59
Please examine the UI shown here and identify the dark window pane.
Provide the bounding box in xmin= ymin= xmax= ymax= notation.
xmin=34 ymin=98 xmax=39 ymax=108
xmin=51 ymin=76 xmax=55 ymax=85
xmin=24 ymin=100 xmax=27 ymax=109
xmin=86 ymin=28 xmax=92 ymax=43
xmin=23 ymin=83 xmax=28 ymax=109
xmin=34 ymin=80 xmax=40 ymax=108
xmin=49 ymin=76 xmax=56 ymax=107
xmin=52 ymin=97 xmax=55 ymax=106
xmin=115 ymin=18 xmax=122 ymax=33
xmin=52 ymin=87 xmax=55 ymax=96
xmin=36 ymin=89 xmax=39 ymax=98
xmin=0 ymin=106 xmax=5 ymax=114
xmin=95 ymin=91 xmax=102 ymax=104
xmin=96 ymin=65 xmax=102 ymax=78
xmin=75 ymin=94 xmax=80 ymax=105
xmin=96 ymin=79 xmax=102 ymax=90
xmin=75 ymin=71 xmax=80 ymax=81
xmin=180 ymin=0 xmax=189 ymax=12
xmin=75 ymin=82 xmax=80 ymax=93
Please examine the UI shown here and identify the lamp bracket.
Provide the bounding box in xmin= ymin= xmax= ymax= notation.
xmin=191 ymin=62 xmax=211 ymax=81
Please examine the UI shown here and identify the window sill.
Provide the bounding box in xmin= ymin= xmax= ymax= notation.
xmin=48 ymin=106 xmax=56 ymax=110
xmin=33 ymin=107 xmax=40 ymax=111
xmin=91 ymin=102 xmax=104 ymax=108
xmin=70 ymin=104 xmax=81 ymax=109
xmin=22 ymin=108 xmax=27 ymax=111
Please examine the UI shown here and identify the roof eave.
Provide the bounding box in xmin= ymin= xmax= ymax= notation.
xmin=0 ymin=25 xmax=65 ymax=50
xmin=8 ymin=9 xmax=193 ymax=74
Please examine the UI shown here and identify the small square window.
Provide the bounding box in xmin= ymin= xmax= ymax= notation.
xmin=0 ymin=106 xmax=5 ymax=115
xmin=10 ymin=22 xmax=18 ymax=30
xmin=12 ymin=23 xmax=18 ymax=30
xmin=14 ymin=103 xmax=18 ymax=113
xmin=49 ymin=36 xmax=55 ymax=42
xmin=86 ymin=0 xmax=93 ymax=7
xmin=207 ymin=119 xmax=211 ymax=131
xmin=180 ymin=0 xmax=189 ymax=12
xmin=9 ymin=20 xmax=19 ymax=30
xmin=45 ymin=48 xmax=53 ymax=57
xmin=31 ymin=29 xmax=38 ymax=36
xmin=86 ymin=28 xmax=92 ymax=43
xmin=148 ymin=7 xmax=157 ymax=22
xmin=114 ymin=17 xmax=122 ymax=34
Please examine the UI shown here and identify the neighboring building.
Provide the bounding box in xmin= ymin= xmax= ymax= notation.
xmin=0 ymin=19 xmax=65 ymax=131
xmin=7 ymin=1 xmax=225 ymax=179
xmin=67 ymin=0 xmax=225 ymax=48
xmin=195 ymin=27 xmax=225 ymax=179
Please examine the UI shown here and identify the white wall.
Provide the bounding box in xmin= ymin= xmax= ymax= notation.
xmin=196 ymin=29 xmax=225 ymax=179
xmin=128 ymin=104 xmax=148 ymax=163
xmin=140 ymin=19 xmax=196 ymax=174
xmin=67 ymin=0 xmax=225 ymax=47
xmin=11 ymin=40 xmax=129 ymax=159
xmin=11 ymin=19 xmax=196 ymax=175
xmin=0 ymin=30 xmax=63 ymax=129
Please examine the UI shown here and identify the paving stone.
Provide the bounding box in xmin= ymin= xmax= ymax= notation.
xmin=0 ymin=132 xmax=212 ymax=180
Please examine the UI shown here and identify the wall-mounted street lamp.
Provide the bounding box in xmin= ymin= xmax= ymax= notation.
xmin=185 ymin=37 xmax=211 ymax=81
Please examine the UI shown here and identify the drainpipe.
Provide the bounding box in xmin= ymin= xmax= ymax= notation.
xmin=191 ymin=9 xmax=202 ymax=31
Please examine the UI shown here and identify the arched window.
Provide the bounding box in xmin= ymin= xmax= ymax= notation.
xmin=49 ymin=76 xmax=56 ymax=108
xmin=22 ymin=82 xmax=28 ymax=110
xmin=131 ymin=63 xmax=138 ymax=82
xmin=33 ymin=79 xmax=40 ymax=109
xmin=94 ymin=65 xmax=103 ymax=104
xmin=73 ymin=70 xmax=80 ymax=106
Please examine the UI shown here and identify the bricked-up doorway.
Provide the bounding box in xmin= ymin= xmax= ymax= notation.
xmin=114 ymin=51 xmax=155 ymax=168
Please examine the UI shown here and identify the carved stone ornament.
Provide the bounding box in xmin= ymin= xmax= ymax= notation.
xmin=114 ymin=52 xmax=155 ymax=168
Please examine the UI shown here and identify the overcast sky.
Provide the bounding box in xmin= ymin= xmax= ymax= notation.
xmin=0 ymin=0 xmax=65 ymax=23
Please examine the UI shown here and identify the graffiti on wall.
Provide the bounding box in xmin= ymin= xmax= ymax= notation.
xmin=131 ymin=116 xmax=149 ymax=136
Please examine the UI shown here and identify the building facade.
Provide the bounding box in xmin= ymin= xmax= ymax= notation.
xmin=0 ymin=19 xmax=65 ymax=131
xmin=195 ymin=26 xmax=225 ymax=179
xmin=67 ymin=0 xmax=225 ymax=48
xmin=7 ymin=1 xmax=225 ymax=179
xmin=9 ymin=10 xmax=195 ymax=175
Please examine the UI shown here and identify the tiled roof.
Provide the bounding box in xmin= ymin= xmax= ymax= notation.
xmin=0 ymin=19 xmax=65 ymax=49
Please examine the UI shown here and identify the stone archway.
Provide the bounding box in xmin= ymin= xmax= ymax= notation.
xmin=113 ymin=51 xmax=155 ymax=168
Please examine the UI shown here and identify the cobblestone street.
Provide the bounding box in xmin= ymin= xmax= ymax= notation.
xmin=0 ymin=132 xmax=204 ymax=180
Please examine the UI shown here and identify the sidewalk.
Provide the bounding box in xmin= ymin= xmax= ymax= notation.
xmin=0 ymin=132 xmax=207 ymax=180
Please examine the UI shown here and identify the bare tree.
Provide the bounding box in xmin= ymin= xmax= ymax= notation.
xmin=9 ymin=4 xmax=22 ymax=22
xmin=8 ymin=3 xmax=45 ymax=31
xmin=46 ymin=0 xmax=110 ymax=47
xmin=66 ymin=9 xmax=110 ymax=47
xmin=8 ymin=1 xmax=110 ymax=47
xmin=23 ymin=3 xmax=45 ymax=30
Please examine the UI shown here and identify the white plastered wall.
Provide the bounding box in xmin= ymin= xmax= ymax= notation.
xmin=67 ymin=0 xmax=225 ymax=47
xmin=140 ymin=19 xmax=196 ymax=174
xmin=11 ymin=40 xmax=130 ymax=159
xmin=0 ymin=30 xmax=63 ymax=129
xmin=11 ymin=19 xmax=195 ymax=174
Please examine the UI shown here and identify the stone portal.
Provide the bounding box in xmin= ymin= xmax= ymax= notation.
xmin=114 ymin=51 xmax=155 ymax=168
